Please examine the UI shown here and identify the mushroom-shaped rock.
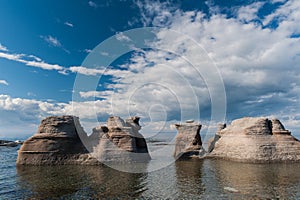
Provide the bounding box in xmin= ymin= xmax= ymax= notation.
xmin=92 ymin=116 xmax=151 ymax=163
xmin=17 ymin=116 xmax=99 ymax=165
xmin=208 ymin=117 xmax=300 ymax=163
xmin=174 ymin=122 xmax=206 ymax=159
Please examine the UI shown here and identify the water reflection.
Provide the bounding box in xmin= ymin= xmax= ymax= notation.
xmin=16 ymin=165 xmax=148 ymax=199
xmin=175 ymin=159 xmax=205 ymax=198
xmin=15 ymin=159 xmax=300 ymax=199
xmin=208 ymin=159 xmax=300 ymax=199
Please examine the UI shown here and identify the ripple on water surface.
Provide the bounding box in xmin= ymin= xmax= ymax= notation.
xmin=1 ymin=145 xmax=300 ymax=199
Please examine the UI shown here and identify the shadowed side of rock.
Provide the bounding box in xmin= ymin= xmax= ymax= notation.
xmin=92 ymin=116 xmax=151 ymax=163
xmin=208 ymin=117 xmax=300 ymax=163
xmin=207 ymin=123 xmax=226 ymax=153
xmin=16 ymin=116 xmax=99 ymax=165
xmin=174 ymin=121 xmax=206 ymax=159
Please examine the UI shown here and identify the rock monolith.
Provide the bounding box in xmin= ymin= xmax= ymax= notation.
xmin=208 ymin=117 xmax=300 ymax=162
xmin=92 ymin=116 xmax=151 ymax=163
xmin=174 ymin=121 xmax=206 ymax=159
xmin=16 ymin=116 xmax=98 ymax=165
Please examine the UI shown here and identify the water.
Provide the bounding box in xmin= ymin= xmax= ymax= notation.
xmin=1 ymin=145 xmax=300 ymax=199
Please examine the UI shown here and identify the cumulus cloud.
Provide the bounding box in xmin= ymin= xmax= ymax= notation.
xmin=2 ymin=1 xmax=300 ymax=138
xmin=0 ymin=94 xmax=110 ymax=136
xmin=0 ymin=80 xmax=8 ymax=86
xmin=69 ymin=0 xmax=300 ymax=136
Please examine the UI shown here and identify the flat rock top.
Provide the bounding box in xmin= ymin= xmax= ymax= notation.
xmin=36 ymin=115 xmax=82 ymax=138
xmin=219 ymin=117 xmax=288 ymax=136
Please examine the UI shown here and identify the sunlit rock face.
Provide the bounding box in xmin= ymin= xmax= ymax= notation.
xmin=92 ymin=116 xmax=151 ymax=163
xmin=17 ymin=116 xmax=98 ymax=165
xmin=174 ymin=121 xmax=206 ymax=159
xmin=208 ymin=117 xmax=300 ymax=163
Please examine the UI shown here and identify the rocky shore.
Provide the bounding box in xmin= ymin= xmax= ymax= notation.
xmin=0 ymin=140 xmax=23 ymax=147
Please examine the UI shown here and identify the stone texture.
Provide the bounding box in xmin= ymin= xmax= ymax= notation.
xmin=92 ymin=116 xmax=151 ymax=163
xmin=174 ymin=121 xmax=206 ymax=159
xmin=208 ymin=117 xmax=300 ymax=163
xmin=207 ymin=123 xmax=226 ymax=153
xmin=16 ymin=116 xmax=99 ymax=165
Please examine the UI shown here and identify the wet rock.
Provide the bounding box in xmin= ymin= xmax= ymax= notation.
xmin=209 ymin=117 xmax=300 ymax=163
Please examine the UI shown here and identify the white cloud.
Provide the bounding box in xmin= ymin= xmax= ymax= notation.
xmin=70 ymin=0 xmax=300 ymax=135
xmin=64 ymin=21 xmax=74 ymax=27
xmin=115 ymin=32 xmax=132 ymax=42
xmin=237 ymin=2 xmax=265 ymax=22
xmin=0 ymin=43 xmax=8 ymax=51
xmin=88 ymin=1 xmax=98 ymax=8
xmin=41 ymin=35 xmax=62 ymax=47
xmin=2 ymin=1 xmax=300 ymax=139
xmin=0 ymin=51 xmax=65 ymax=71
xmin=79 ymin=91 xmax=114 ymax=99
xmin=0 ymin=80 xmax=8 ymax=86
xmin=69 ymin=66 xmax=105 ymax=76
xmin=84 ymin=49 xmax=93 ymax=53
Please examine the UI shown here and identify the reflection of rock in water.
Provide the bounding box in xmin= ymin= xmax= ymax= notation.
xmin=16 ymin=165 xmax=147 ymax=199
xmin=175 ymin=160 xmax=205 ymax=197
xmin=208 ymin=159 xmax=300 ymax=199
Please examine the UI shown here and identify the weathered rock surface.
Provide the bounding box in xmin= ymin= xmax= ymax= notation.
xmin=208 ymin=117 xmax=300 ymax=163
xmin=207 ymin=123 xmax=226 ymax=153
xmin=174 ymin=121 xmax=206 ymax=159
xmin=16 ymin=116 xmax=99 ymax=165
xmin=92 ymin=116 xmax=151 ymax=163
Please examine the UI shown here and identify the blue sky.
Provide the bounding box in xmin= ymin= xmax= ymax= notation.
xmin=0 ymin=0 xmax=300 ymax=139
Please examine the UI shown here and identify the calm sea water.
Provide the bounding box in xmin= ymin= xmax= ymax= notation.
xmin=1 ymin=144 xmax=300 ymax=200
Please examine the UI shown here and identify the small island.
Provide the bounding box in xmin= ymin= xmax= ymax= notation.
xmin=16 ymin=115 xmax=300 ymax=165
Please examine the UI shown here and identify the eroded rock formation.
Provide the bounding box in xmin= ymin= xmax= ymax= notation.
xmin=17 ymin=116 xmax=99 ymax=165
xmin=174 ymin=121 xmax=206 ymax=159
xmin=92 ymin=116 xmax=151 ymax=163
xmin=17 ymin=115 xmax=151 ymax=165
xmin=208 ymin=117 xmax=300 ymax=162
xmin=207 ymin=123 xmax=226 ymax=153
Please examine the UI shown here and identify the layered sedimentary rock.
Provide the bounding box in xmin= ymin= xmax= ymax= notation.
xmin=17 ymin=116 xmax=98 ymax=165
xmin=174 ymin=121 xmax=206 ymax=159
xmin=209 ymin=117 xmax=300 ymax=162
xmin=92 ymin=116 xmax=151 ymax=163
